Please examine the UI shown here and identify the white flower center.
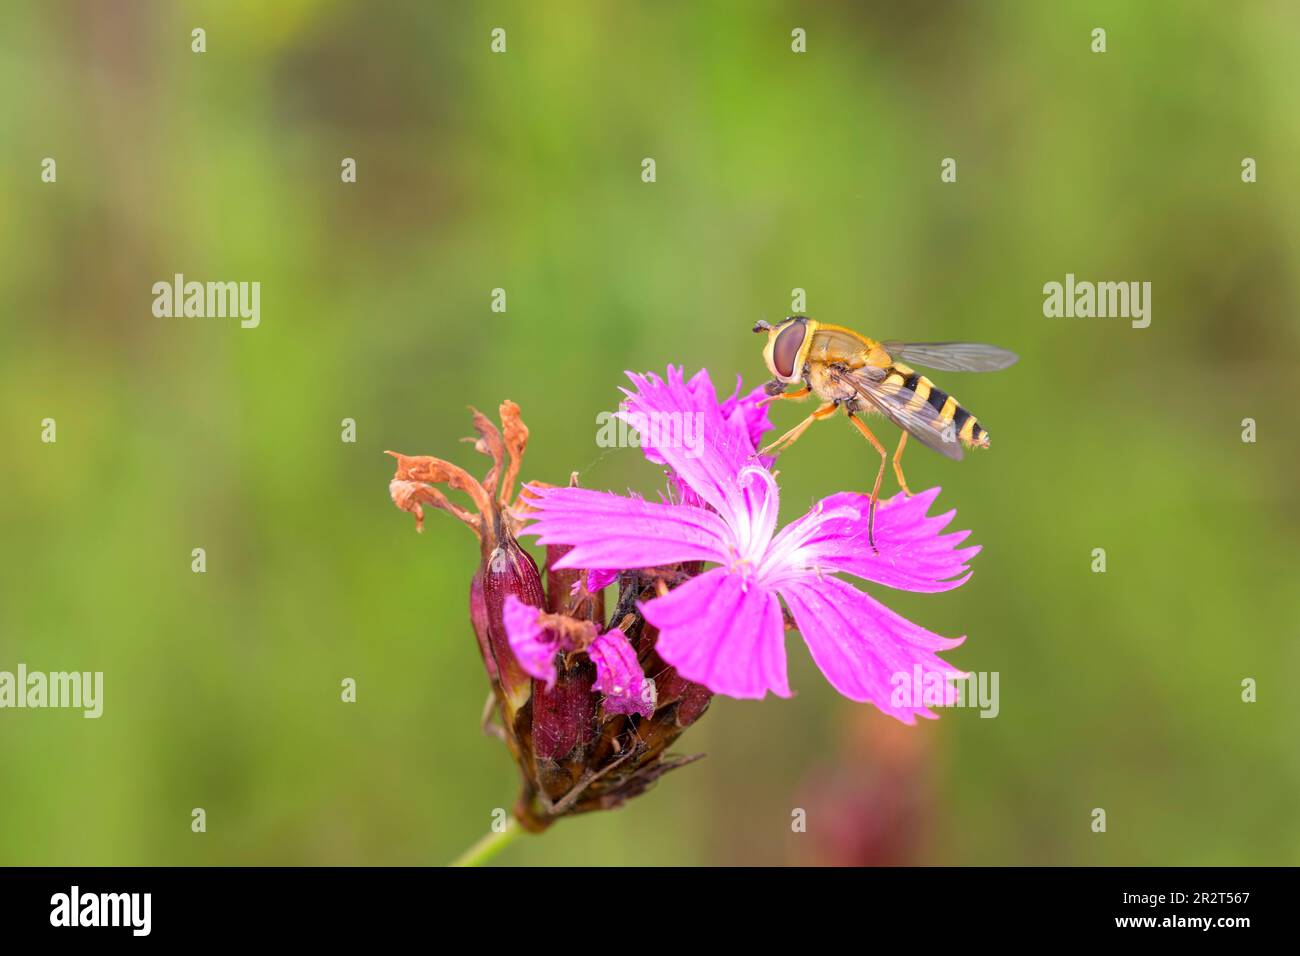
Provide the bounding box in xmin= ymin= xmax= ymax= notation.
xmin=729 ymin=466 xmax=779 ymax=568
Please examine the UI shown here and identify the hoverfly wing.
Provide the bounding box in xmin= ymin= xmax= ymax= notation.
xmin=829 ymin=366 xmax=964 ymax=461
xmin=880 ymin=341 xmax=1019 ymax=373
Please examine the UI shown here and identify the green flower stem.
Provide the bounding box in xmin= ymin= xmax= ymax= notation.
xmin=449 ymin=817 xmax=523 ymax=867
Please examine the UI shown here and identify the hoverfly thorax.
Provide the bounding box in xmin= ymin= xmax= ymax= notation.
xmin=757 ymin=315 xmax=816 ymax=383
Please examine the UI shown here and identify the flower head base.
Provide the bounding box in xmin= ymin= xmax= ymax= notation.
xmin=386 ymin=403 xmax=709 ymax=832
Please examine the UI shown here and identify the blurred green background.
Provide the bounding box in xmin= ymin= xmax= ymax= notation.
xmin=2 ymin=0 xmax=1297 ymax=866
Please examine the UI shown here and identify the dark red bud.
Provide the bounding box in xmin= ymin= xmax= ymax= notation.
xmin=468 ymin=570 xmax=499 ymax=683
xmin=657 ymin=668 xmax=713 ymax=729
xmin=479 ymin=519 xmax=544 ymax=721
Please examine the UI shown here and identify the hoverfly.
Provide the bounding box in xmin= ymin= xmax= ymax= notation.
xmin=753 ymin=316 xmax=1018 ymax=549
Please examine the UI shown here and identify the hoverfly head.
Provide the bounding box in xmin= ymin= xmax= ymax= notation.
xmin=761 ymin=316 xmax=810 ymax=383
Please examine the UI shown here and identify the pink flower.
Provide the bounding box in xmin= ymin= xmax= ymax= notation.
xmin=520 ymin=367 xmax=980 ymax=723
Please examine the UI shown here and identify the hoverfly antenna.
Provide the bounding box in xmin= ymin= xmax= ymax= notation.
xmin=753 ymin=319 xmax=775 ymax=333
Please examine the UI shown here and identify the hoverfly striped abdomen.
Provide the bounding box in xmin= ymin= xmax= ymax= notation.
xmin=884 ymin=363 xmax=989 ymax=448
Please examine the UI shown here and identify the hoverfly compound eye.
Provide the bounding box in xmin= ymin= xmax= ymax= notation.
xmin=772 ymin=320 xmax=807 ymax=379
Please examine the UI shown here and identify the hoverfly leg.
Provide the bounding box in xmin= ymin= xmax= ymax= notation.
xmin=891 ymin=431 xmax=913 ymax=496
xmin=759 ymin=382 xmax=810 ymax=405
xmin=758 ymin=401 xmax=835 ymax=456
xmin=846 ymin=412 xmax=889 ymax=553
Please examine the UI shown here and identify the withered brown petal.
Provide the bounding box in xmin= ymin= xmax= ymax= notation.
xmin=388 ymin=479 xmax=481 ymax=536
xmin=385 ymin=451 xmax=494 ymax=517
xmin=468 ymin=406 xmax=506 ymax=499
xmin=498 ymin=400 xmax=529 ymax=507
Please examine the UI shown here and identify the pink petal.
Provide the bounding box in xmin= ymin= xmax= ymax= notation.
xmin=585 ymin=568 xmax=619 ymax=591
xmin=502 ymin=595 xmax=558 ymax=688
xmin=662 ymin=368 xmax=772 ymax=509
xmin=616 ymin=368 xmax=759 ymax=532
xmin=569 ymin=567 xmax=619 ymax=597
xmin=718 ymin=375 xmax=775 ymax=454
xmin=588 ymin=630 xmax=656 ymax=718
xmin=631 ymin=366 xmax=704 ymax=469
xmin=521 ymin=484 xmax=732 ymax=570
xmin=763 ymin=487 xmax=979 ymax=593
xmin=640 ymin=568 xmax=790 ymax=700
xmin=779 ymin=574 xmax=966 ymax=724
